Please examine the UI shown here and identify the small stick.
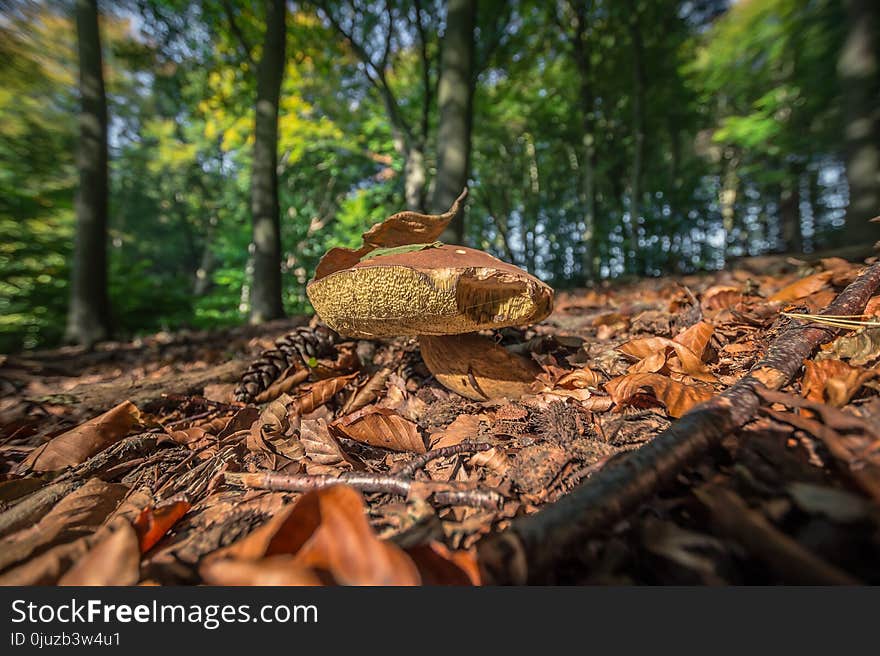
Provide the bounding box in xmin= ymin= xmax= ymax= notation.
xmin=225 ymin=471 xmax=504 ymax=510
xmin=394 ymin=441 xmax=492 ymax=478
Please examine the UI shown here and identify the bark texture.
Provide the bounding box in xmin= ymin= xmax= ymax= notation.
xmin=839 ymin=0 xmax=880 ymax=247
xmin=249 ymin=0 xmax=287 ymax=324
xmin=66 ymin=0 xmax=111 ymax=347
xmin=434 ymin=0 xmax=477 ymax=243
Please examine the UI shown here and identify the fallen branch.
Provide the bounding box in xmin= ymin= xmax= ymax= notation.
xmin=225 ymin=471 xmax=504 ymax=510
xmin=478 ymin=261 xmax=880 ymax=583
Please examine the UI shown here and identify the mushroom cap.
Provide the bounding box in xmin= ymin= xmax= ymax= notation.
xmin=306 ymin=244 xmax=554 ymax=338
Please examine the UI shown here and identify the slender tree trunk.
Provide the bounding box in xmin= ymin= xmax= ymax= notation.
xmin=249 ymin=0 xmax=287 ymax=324
xmin=570 ymin=1 xmax=598 ymax=282
xmin=627 ymin=11 xmax=646 ymax=275
xmin=66 ymin=0 xmax=111 ymax=347
xmin=405 ymin=144 xmax=428 ymax=212
xmin=434 ymin=0 xmax=476 ymax=243
xmin=779 ymin=170 xmax=803 ymax=254
xmin=839 ymin=0 xmax=880 ymax=247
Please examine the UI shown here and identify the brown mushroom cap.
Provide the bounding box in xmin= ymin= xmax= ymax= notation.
xmin=306 ymin=244 xmax=554 ymax=338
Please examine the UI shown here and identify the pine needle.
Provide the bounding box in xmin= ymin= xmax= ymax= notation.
xmin=781 ymin=311 xmax=880 ymax=330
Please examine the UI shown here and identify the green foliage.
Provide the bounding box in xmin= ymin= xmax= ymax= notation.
xmin=0 ymin=0 xmax=867 ymax=351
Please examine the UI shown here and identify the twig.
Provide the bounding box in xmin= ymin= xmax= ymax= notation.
xmin=478 ymin=261 xmax=880 ymax=583
xmin=225 ymin=471 xmax=503 ymax=510
xmin=393 ymin=441 xmax=492 ymax=478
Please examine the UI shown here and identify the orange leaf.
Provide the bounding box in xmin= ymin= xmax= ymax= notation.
xmin=332 ymin=407 xmax=426 ymax=453
xmin=200 ymin=556 xmax=324 ymax=586
xmin=19 ymin=401 xmax=141 ymax=472
xmin=429 ymin=414 xmax=486 ymax=449
xmin=58 ymin=522 xmax=140 ymax=586
xmin=619 ymin=337 xmax=716 ymax=382
xmin=673 ymin=321 xmax=714 ymax=360
xmin=205 ymin=486 xmax=420 ymax=585
xmin=768 ymin=271 xmax=833 ymax=302
xmin=605 ymin=373 xmax=714 ymax=418
xmin=406 ymin=542 xmax=481 ymax=585
xmin=133 ymin=500 xmax=191 ymax=553
xmin=801 ymin=359 xmax=875 ymax=407
xmin=295 ymin=373 xmax=358 ymax=415
xmin=701 ymin=285 xmax=743 ymax=311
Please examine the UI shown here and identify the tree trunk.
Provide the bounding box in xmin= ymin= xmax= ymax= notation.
xmin=434 ymin=0 xmax=477 ymax=243
xmin=570 ymin=1 xmax=598 ymax=282
xmin=249 ymin=0 xmax=287 ymax=324
xmin=839 ymin=0 xmax=880 ymax=247
xmin=779 ymin=172 xmax=803 ymax=254
xmin=65 ymin=0 xmax=111 ymax=347
xmin=627 ymin=11 xmax=646 ymax=275
xmin=405 ymin=144 xmax=428 ymax=213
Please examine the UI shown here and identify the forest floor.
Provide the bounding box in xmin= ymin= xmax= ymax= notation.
xmin=1 ymin=254 xmax=879 ymax=585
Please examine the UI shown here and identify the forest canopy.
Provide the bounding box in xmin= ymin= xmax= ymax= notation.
xmin=1 ymin=0 xmax=878 ymax=352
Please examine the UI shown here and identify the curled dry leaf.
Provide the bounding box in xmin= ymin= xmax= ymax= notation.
xmin=58 ymin=521 xmax=141 ymax=586
xmin=300 ymin=418 xmax=358 ymax=469
xmin=405 ymin=542 xmax=480 ymax=585
xmin=818 ymin=327 xmax=880 ymax=366
xmin=18 ymin=401 xmax=141 ymax=472
xmin=768 ymin=270 xmax=833 ymax=302
xmin=618 ymin=336 xmax=716 ymax=383
xmin=248 ymin=394 xmax=304 ymax=459
xmin=332 ymin=407 xmax=426 ymax=453
xmin=673 ymin=321 xmax=714 ymax=360
xmin=605 ymin=373 xmax=714 ymax=418
xmin=133 ymin=500 xmax=191 ymax=553
xmin=469 ymin=446 xmax=510 ymax=474
xmin=204 ymin=485 xmax=421 ymax=585
xmin=701 ymin=285 xmax=743 ymax=312
xmin=801 ymin=359 xmax=875 ymax=408
xmin=295 ymin=373 xmax=358 ymax=415
xmin=343 ymin=367 xmax=393 ymax=414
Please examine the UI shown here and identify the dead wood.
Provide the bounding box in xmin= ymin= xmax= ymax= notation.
xmin=478 ymin=261 xmax=880 ymax=584
xmin=225 ymin=470 xmax=504 ymax=509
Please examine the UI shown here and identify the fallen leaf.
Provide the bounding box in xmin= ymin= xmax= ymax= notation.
xmin=133 ymin=500 xmax=191 ymax=553
xmin=673 ymin=321 xmax=714 ymax=360
xmin=295 ymin=373 xmax=358 ymax=415
xmin=200 ymin=556 xmax=324 ymax=586
xmin=768 ymin=271 xmax=833 ymax=302
xmin=300 ymin=418 xmax=358 ymax=469
xmin=618 ymin=337 xmax=715 ymax=382
xmin=205 ymin=485 xmax=421 ymax=585
xmin=701 ymin=285 xmax=742 ymax=311
xmin=0 ymin=479 xmax=128 ymax=572
xmin=429 ymin=414 xmax=486 ymax=449
xmin=58 ymin=521 xmax=140 ymax=586
xmin=818 ymin=327 xmax=880 ymax=366
xmin=405 ymin=542 xmax=480 ymax=585
xmin=605 ymin=373 xmax=714 ymax=418
xmin=802 ymin=359 xmax=875 ymax=407
xmin=18 ymin=401 xmax=141 ymax=472
xmin=332 ymin=407 xmax=426 ymax=453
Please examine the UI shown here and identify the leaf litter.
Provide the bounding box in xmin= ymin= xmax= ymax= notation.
xmin=2 ymin=256 xmax=880 ymax=584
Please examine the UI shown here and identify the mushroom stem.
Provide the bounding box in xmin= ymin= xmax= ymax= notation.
xmin=418 ymin=333 xmax=543 ymax=401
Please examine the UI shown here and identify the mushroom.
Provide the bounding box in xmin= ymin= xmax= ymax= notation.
xmin=306 ymin=189 xmax=554 ymax=400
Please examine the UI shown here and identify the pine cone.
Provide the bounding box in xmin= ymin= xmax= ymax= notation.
xmin=235 ymin=324 xmax=341 ymax=403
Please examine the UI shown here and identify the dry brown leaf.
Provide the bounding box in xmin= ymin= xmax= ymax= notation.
xmin=701 ymin=285 xmax=743 ymax=311
xmin=332 ymin=407 xmax=426 ymax=453
xmin=295 ymin=373 xmax=358 ymax=415
xmin=405 ymin=542 xmax=480 ymax=585
xmin=554 ymin=367 xmax=602 ymax=389
xmin=802 ymin=359 xmax=875 ymax=407
xmin=605 ymin=373 xmax=714 ymax=418
xmin=133 ymin=500 xmax=191 ymax=553
xmin=768 ymin=271 xmax=833 ymax=302
xmin=818 ymin=328 xmax=880 ymax=366
xmin=300 ymin=418 xmax=358 ymax=469
xmin=619 ymin=336 xmax=716 ymax=382
xmin=429 ymin=414 xmax=487 ymax=449
xmin=200 ymin=556 xmax=324 ymax=586
xmin=205 ymin=486 xmax=421 ymax=585
xmin=248 ymin=394 xmax=304 ymax=459
xmin=673 ymin=321 xmax=714 ymax=359
xmin=343 ymin=367 xmax=393 ymax=414
xmin=58 ymin=521 xmax=140 ymax=586
xmin=0 ymin=479 xmax=128 ymax=572
xmin=18 ymin=401 xmax=141 ymax=472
